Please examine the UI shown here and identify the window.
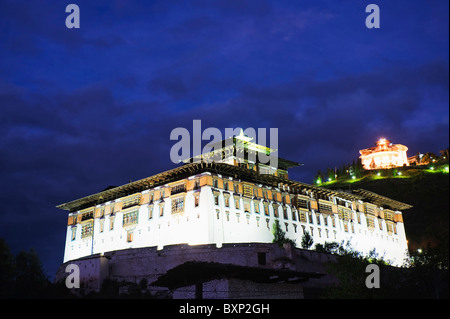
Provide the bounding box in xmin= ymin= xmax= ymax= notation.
xmin=127 ymin=230 xmax=134 ymax=242
xmin=316 ymin=214 xmax=321 ymax=225
xmin=319 ymin=203 xmax=332 ymax=214
xmin=159 ymin=203 xmax=164 ymax=217
xmin=339 ymin=207 xmax=351 ymax=221
xmin=80 ymin=210 xmax=94 ymax=222
xmin=264 ymin=203 xmax=269 ymax=216
xmin=364 ymin=204 xmax=376 ymax=216
xmin=216 ymin=209 xmax=220 ymax=219
xmin=297 ymin=198 xmax=308 ymax=209
xmin=81 ymin=221 xmax=93 ymax=238
xmin=254 ymin=201 xmax=260 ymax=214
xmin=298 ymin=210 xmax=307 ymax=222
xmin=99 ymin=219 xmax=105 ymax=233
xmin=234 ymin=197 xmax=240 ymax=209
xmin=243 ymin=199 xmax=251 ymax=213
xmin=194 ymin=193 xmax=200 ymax=207
xmin=243 ymin=185 xmax=253 ymax=197
xmin=214 ymin=193 xmax=220 ymax=206
xmin=123 ymin=210 xmax=139 ymax=227
xmin=71 ymin=227 xmax=76 ymax=241
xmin=224 ymin=195 xmax=230 ymax=207
xmin=122 ymin=195 xmax=141 ymax=209
xmin=171 ymin=197 xmax=185 ymax=214
xmin=283 ymin=207 xmax=288 ymax=219
xmin=258 ymin=252 xmax=266 ymax=265
xmin=213 ymin=178 xmax=219 ymax=189
xmin=109 ymin=216 xmax=115 ymax=230
xmin=384 ymin=211 xmax=394 ymax=222
xmin=171 ymin=183 xmax=186 ymax=195
xmin=148 ymin=205 xmax=153 ymax=219
xmin=273 ymin=204 xmax=279 ymax=218
xmin=367 ymin=217 xmax=375 ymax=229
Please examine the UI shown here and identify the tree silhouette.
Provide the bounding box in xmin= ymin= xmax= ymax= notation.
xmin=301 ymin=231 xmax=314 ymax=249
xmin=272 ymin=220 xmax=295 ymax=247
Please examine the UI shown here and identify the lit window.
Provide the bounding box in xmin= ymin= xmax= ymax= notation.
xmin=127 ymin=230 xmax=134 ymax=242
xmin=122 ymin=195 xmax=141 ymax=209
xmin=194 ymin=194 xmax=200 ymax=207
xmin=109 ymin=216 xmax=115 ymax=230
xmin=99 ymin=219 xmax=105 ymax=233
xmin=171 ymin=197 xmax=185 ymax=214
xmin=254 ymin=201 xmax=260 ymax=214
xmin=123 ymin=210 xmax=139 ymax=227
xmin=148 ymin=205 xmax=153 ymax=219
xmin=71 ymin=227 xmax=76 ymax=241
xmin=214 ymin=193 xmax=220 ymax=206
xmin=81 ymin=221 xmax=93 ymax=238
xmin=234 ymin=197 xmax=240 ymax=210
xmin=243 ymin=185 xmax=253 ymax=197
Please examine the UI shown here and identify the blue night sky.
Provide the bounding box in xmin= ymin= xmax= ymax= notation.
xmin=0 ymin=0 xmax=448 ymax=278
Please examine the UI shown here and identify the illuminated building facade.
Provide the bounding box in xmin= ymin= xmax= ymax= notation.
xmin=359 ymin=138 xmax=409 ymax=170
xmin=58 ymin=135 xmax=411 ymax=268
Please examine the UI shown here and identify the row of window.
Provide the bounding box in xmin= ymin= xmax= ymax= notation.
xmin=74 ymin=195 xmax=398 ymax=241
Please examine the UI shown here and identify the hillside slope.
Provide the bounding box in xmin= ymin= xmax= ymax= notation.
xmin=322 ymin=172 xmax=449 ymax=252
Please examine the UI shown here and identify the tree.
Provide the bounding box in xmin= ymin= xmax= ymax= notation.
xmin=0 ymin=238 xmax=15 ymax=298
xmin=439 ymin=148 xmax=449 ymax=162
xmin=421 ymin=152 xmax=437 ymax=165
xmin=0 ymin=238 xmax=76 ymax=298
xmin=314 ymin=170 xmax=324 ymax=184
xmin=314 ymin=241 xmax=341 ymax=254
xmin=301 ymin=231 xmax=314 ymax=249
xmin=13 ymin=249 xmax=51 ymax=298
xmin=272 ymin=220 xmax=295 ymax=247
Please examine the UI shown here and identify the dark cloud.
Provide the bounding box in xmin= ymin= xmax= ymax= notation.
xmin=0 ymin=0 xmax=448 ymax=278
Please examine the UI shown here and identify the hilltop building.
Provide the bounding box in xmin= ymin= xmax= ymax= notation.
xmin=56 ymin=133 xmax=412 ymax=297
xmin=359 ymin=138 xmax=409 ymax=170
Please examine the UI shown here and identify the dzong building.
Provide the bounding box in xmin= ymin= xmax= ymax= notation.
xmin=56 ymin=132 xmax=412 ymax=297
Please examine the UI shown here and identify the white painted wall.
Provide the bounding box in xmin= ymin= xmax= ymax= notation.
xmin=63 ymin=173 xmax=409 ymax=266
